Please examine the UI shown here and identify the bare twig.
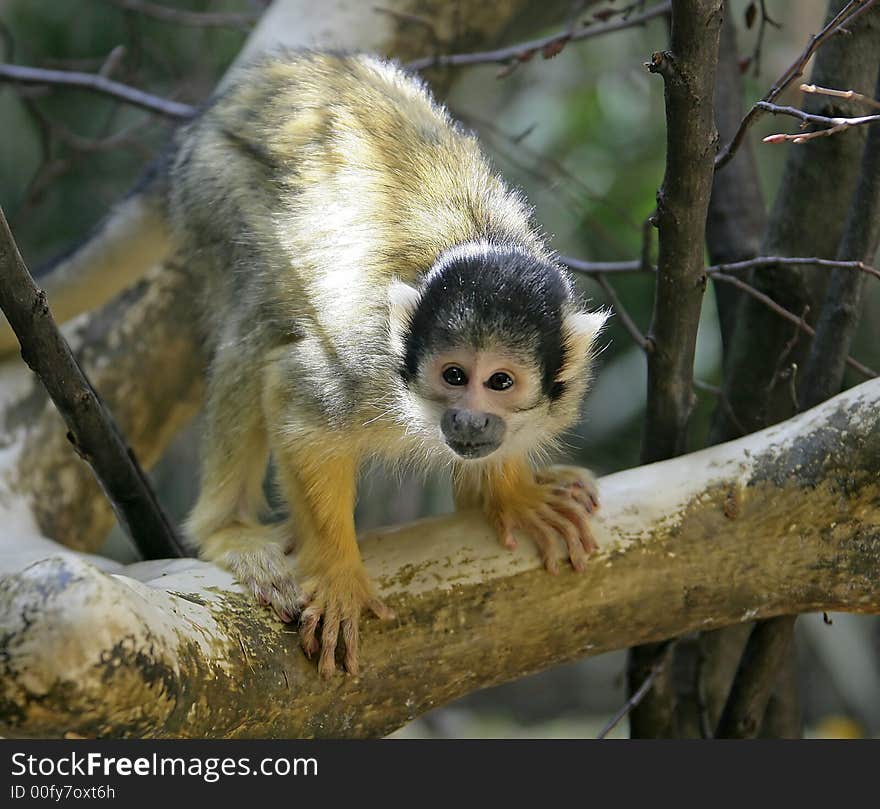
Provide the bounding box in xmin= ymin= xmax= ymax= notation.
xmin=710 ymin=255 xmax=880 ymax=281
xmin=694 ymin=379 xmax=748 ymax=436
xmin=562 ymin=254 xmax=878 ymax=379
xmin=562 ymin=254 xmax=880 ymax=281
xmin=767 ymin=306 xmax=810 ymax=403
xmin=404 ymin=1 xmax=670 ymax=72
xmin=801 ymin=64 xmax=880 ymax=407
xmin=0 ymin=62 xmax=195 ymax=119
xmin=106 ymin=0 xmax=260 ymax=29
xmin=801 ymin=81 xmax=880 ymax=110
xmin=98 ymin=45 xmax=127 ymax=78
xmin=598 ymin=656 xmax=667 ymax=739
xmin=561 ymin=256 xmax=643 ymax=274
xmin=594 ymin=273 xmax=652 ymax=352
xmin=710 ymin=272 xmax=876 ymax=378
xmin=0 ymin=206 xmax=186 ymax=560
xmin=715 ymin=0 xmax=879 ymax=170
xmin=758 ymin=100 xmax=880 ymax=143
xmin=745 ymin=0 xmax=782 ymax=78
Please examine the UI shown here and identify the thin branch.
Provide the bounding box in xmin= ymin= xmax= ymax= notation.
xmin=758 ymin=100 xmax=880 ymax=143
xmin=710 ymin=272 xmax=877 ymax=378
xmin=106 ymin=0 xmax=260 ymax=29
xmin=0 ymin=206 xmax=186 ymax=560
xmin=710 ymin=255 xmax=880 ymax=281
xmin=801 ymin=81 xmax=880 ymax=110
xmin=594 ymin=273 xmax=652 ymax=352
xmin=598 ymin=656 xmax=667 ymax=739
xmin=563 ymin=255 xmax=878 ymax=379
xmin=561 ymin=256 xmax=642 ymax=274
xmin=801 ymin=64 xmax=880 ymax=408
xmin=562 ymin=254 xmax=880 ymax=281
xmin=694 ymin=379 xmax=748 ymax=437
xmin=745 ymin=0 xmax=782 ymax=78
xmin=715 ymin=0 xmax=879 ymax=170
xmin=0 ymin=62 xmax=195 ymax=119
xmin=404 ymin=1 xmax=670 ymax=72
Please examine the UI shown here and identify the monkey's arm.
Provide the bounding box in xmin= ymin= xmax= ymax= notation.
xmin=1 ymin=378 xmax=878 ymax=738
xmin=0 ymin=182 xmax=170 ymax=356
xmin=268 ymin=422 xmax=395 ymax=676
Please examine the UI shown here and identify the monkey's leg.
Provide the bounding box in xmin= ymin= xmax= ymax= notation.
xmin=270 ymin=443 xmax=394 ymax=677
xmin=186 ymin=354 xmax=299 ymax=622
xmin=457 ymin=460 xmax=599 ymax=574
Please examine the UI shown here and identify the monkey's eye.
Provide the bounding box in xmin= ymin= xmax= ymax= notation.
xmin=442 ymin=366 xmax=468 ymax=386
xmin=487 ymin=372 xmax=514 ymax=391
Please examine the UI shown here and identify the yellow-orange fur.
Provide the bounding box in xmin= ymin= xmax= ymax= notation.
xmin=6 ymin=52 xmax=607 ymax=677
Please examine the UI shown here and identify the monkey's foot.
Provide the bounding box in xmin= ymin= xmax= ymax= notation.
xmin=490 ymin=465 xmax=600 ymax=574
xmin=296 ymin=564 xmax=395 ymax=677
xmin=223 ymin=542 xmax=300 ymax=624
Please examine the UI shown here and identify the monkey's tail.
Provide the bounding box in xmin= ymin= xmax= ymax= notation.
xmin=0 ymin=177 xmax=171 ymax=357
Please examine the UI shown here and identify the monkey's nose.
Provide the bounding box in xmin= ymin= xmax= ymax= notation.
xmin=451 ymin=409 xmax=489 ymax=431
xmin=441 ymin=409 xmax=506 ymax=458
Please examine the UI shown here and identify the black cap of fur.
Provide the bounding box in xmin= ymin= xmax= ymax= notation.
xmin=401 ymin=244 xmax=571 ymax=400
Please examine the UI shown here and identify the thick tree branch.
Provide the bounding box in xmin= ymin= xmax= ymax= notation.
xmin=712 ymin=0 xmax=880 ymax=740
xmin=705 ymin=10 xmax=766 ymax=357
xmin=713 ymin=0 xmax=880 ymax=442
xmin=800 ymin=65 xmax=880 ymax=407
xmin=641 ymin=0 xmax=721 ymax=462
xmin=1 ymin=379 xmax=877 ymax=738
xmin=715 ymin=615 xmax=797 ymax=737
xmin=0 ymin=207 xmax=185 ymax=559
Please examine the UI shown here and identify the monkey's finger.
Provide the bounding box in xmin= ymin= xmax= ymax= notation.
xmin=548 ymin=497 xmax=597 ymax=555
xmin=269 ymin=583 xmax=298 ymax=623
xmin=299 ymin=607 xmax=322 ymax=659
xmin=342 ymin=618 xmax=360 ymax=675
xmin=522 ymin=516 xmax=562 ymax=575
xmin=554 ymin=483 xmax=596 ymax=514
xmin=495 ymin=512 xmax=518 ymax=550
xmin=318 ymin=612 xmax=341 ymax=678
xmin=537 ymin=505 xmax=588 ymax=572
xmin=367 ymin=597 xmax=395 ymax=621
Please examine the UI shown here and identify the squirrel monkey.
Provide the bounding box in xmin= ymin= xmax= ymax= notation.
xmin=0 ymin=53 xmax=608 ymax=676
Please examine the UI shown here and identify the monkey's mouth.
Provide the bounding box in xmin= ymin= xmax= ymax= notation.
xmin=446 ymin=439 xmax=500 ymax=460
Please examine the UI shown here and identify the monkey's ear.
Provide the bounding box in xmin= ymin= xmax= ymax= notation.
xmin=557 ymin=309 xmax=610 ymax=381
xmin=388 ymin=280 xmax=421 ymax=353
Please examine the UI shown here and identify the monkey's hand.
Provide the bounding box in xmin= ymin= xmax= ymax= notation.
xmin=296 ymin=562 xmax=395 ymax=677
xmin=487 ymin=465 xmax=600 ymax=574
xmin=200 ymin=530 xmax=300 ymax=624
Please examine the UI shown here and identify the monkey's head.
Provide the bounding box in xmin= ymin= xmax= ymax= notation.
xmin=389 ymin=242 xmax=608 ymax=464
